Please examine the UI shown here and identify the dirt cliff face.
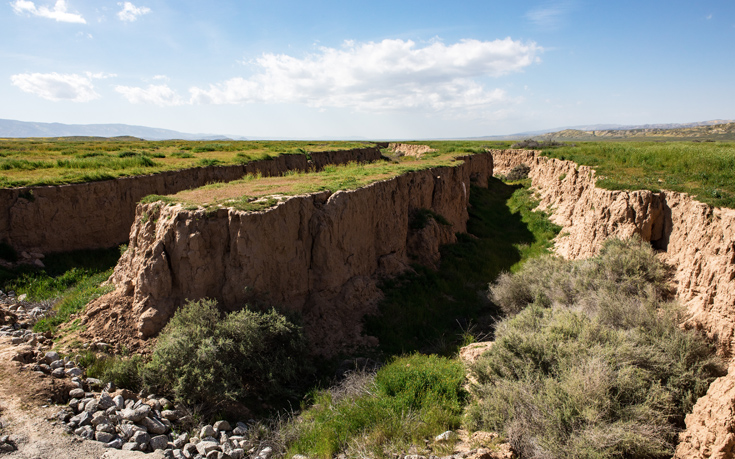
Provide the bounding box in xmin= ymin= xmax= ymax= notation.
xmin=0 ymin=147 xmax=383 ymax=255
xmin=493 ymin=149 xmax=735 ymax=459
xmin=81 ymin=153 xmax=493 ymax=356
xmin=388 ymin=143 xmax=436 ymax=158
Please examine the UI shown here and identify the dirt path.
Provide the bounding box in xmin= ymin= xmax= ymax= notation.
xmin=0 ymin=338 xmax=161 ymax=459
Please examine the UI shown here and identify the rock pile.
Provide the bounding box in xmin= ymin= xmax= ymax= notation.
xmin=55 ymin=381 xmax=270 ymax=459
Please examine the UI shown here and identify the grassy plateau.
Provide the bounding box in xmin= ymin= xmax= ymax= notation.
xmin=0 ymin=139 xmax=371 ymax=188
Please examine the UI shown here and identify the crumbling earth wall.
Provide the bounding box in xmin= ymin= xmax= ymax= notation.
xmin=0 ymin=146 xmax=384 ymax=254
xmin=81 ymin=153 xmax=493 ymax=357
xmin=493 ymin=149 xmax=735 ymax=459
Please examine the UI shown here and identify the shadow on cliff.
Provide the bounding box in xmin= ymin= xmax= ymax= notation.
xmin=365 ymin=177 xmax=550 ymax=357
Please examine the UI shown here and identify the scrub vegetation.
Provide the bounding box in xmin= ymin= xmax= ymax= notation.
xmin=467 ymin=238 xmax=723 ymax=459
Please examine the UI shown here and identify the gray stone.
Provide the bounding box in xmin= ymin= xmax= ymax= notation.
xmin=91 ymin=411 xmax=109 ymax=426
xmin=69 ymin=388 xmax=85 ymax=399
xmin=213 ymin=420 xmax=231 ymax=432
xmin=52 ymin=367 xmax=66 ymax=378
xmin=172 ymin=449 xmax=186 ymax=459
xmin=230 ymin=449 xmax=245 ymax=459
xmin=121 ymin=404 xmax=151 ymax=422
xmin=141 ymin=416 xmax=168 ymax=434
xmin=113 ymin=394 xmax=125 ymax=410
xmin=118 ymin=423 xmax=147 ymax=441
xmin=232 ymin=424 xmax=247 ymax=436
xmin=69 ymin=410 xmax=92 ymax=427
xmin=56 ymin=409 xmax=73 ymax=422
xmin=200 ymin=425 xmax=216 ymax=438
xmin=132 ymin=430 xmax=151 ymax=446
xmin=258 ymin=446 xmax=272 ymax=459
xmin=95 ymin=431 xmax=116 ymax=443
xmin=86 ymin=377 xmax=102 ymax=389
xmin=98 ymin=392 xmax=115 ymax=410
xmin=84 ymin=399 xmax=99 ymax=413
xmin=162 ymin=409 xmax=179 ymax=421
xmin=45 ymin=351 xmax=60 ymax=363
xmin=149 ymin=434 xmax=169 ymax=451
xmin=65 ymin=367 xmax=83 ymax=377
xmin=75 ymin=425 xmax=95 ymax=439
xmin=206 ymin=451 xmax=220 ymax=459
xmin=196 ymin=440 xmax=221 ymax=456
xmin=182 ymin=443 xmax=198 ymax=458
xmin=50 ymin=359 xmax=65 ymax=369
xmin=96 ymin=422 xmax=116 ymax=434
xmin=173 ymin=432 xmax=189 ymax=449
xmin=107 ymin=437 xmax=124 ymax=449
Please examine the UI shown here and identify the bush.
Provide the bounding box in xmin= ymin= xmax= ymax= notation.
xmin=468 ymin=237 xmax=724 ymax=459
xmin=83 ymin=353 xmax=143 ymax=391
xmin=143 ymin=299 xmax=310 ymax=407
xmin=489 ymin=236 xmax=669 ymax=317
xmin=506 ymin=164 xmax=530 ymax=181
xmin=286 ymin=354 xmax=466 ymax=459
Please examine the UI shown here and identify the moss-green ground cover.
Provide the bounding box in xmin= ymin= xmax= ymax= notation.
xmin=0 ymin=139 xmax=370 ymax=188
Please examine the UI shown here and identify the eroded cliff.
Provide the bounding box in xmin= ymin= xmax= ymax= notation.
xmin=80 ymin=153 xmax=493 ymax=356
xmin=493 ymin=149 xmax=735 ymax=459
xmin=0 ymin=146 xmax=384 ymax=255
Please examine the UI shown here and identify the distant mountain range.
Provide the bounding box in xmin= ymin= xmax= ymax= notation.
xmin=0 ymin=119 xmax=244 ymax=141
xmin=476 ymin=120 xmax=735 ymax=141
xmin=1 ymin=118 xmax=734 ymax=142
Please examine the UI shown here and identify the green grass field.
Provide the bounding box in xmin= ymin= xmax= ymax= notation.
xmin=0 ymin=139 xmax=371 ymax=188
xmin=541 ymin=141 xmax=735 ymax=208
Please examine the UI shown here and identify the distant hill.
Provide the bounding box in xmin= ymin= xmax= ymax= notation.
xmin=0 ymin=119 xmax=242 ymax=141
xmin=535 ymin=122 xmax=735 ymax=141
xmin=475 ymin=120 xmax=735 ymax=141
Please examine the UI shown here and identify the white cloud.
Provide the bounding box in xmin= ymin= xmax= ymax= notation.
xmin=117 ymin=2 xmax=150 ymax=22
xmin=526 ymin=2 xmax=574 ymax=30
xmin=115 ymin=84 xmax=185 ymax=106
xmin=10 ymin=0 xmax=86 ymax=24
xmin=188 ymin=38 xmax=541 ymax=114
xmin=10 ymin=72 xmax=105 ymax=101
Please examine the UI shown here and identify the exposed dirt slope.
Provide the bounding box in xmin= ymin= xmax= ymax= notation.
xmin=0 ymin=147 xmax=383 ymax=255
xmin=80 ymin=153 xmax=493 ymax=357
xmin=493 ymin=149 xmax=735 ymax=459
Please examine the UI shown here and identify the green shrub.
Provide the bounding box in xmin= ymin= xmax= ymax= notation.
xmin=143 ymin=299 xmax=309 ymax=407
xmin=506 ymin=163 xmax=530 ymax=181
xmin=467 ymin=237 xmax=724 ymax=459
xmin=82 ymin=352 xmax=143 ymax=391
xmin=489 ymin=236 xmax=668 ymax=317
xmin=286 ymin=354 xmax=466 ymax=459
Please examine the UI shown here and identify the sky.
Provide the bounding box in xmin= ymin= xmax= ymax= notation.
xmin=1 ymin=0 xmax=734 ymax=139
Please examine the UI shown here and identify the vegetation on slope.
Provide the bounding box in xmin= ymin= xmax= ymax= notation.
xmin=366 ymin=178 xmax=561 ymax=356
xmin=0 ymin=246 xmax=122 ymax=333
xmin=540 ymin=141 xmax=735 ymax=208
xmin=466 ymin=238 xmax=724 ymax=459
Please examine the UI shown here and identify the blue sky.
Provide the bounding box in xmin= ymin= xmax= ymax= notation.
xmin=1 ymin=0 xmax=733 ymax=138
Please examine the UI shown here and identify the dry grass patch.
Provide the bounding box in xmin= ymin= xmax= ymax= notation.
xmin=163 ymin=153 xmax=469 ymax=210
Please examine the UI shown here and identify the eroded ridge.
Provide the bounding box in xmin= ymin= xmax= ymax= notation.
xmin=80 ymin=152 xmax=493 ymax=357
xmin=0 ymin=146 xmax=384 ymax=254
xmin=492 ymin=149 xmax=735 ymax=459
